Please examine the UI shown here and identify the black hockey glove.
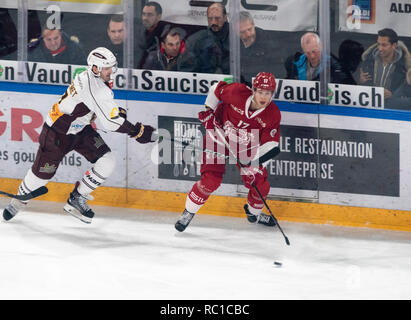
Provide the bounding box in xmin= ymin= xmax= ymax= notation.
xmin=118 ymin=107 xmax=127 ymax=119
xmin=133 ymin=123 xmax=157 ymax=144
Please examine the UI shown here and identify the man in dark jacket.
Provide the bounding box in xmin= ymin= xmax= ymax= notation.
xmin=338 ymin=39 xmax=364 ymax=85
xmin=28 ymin=26 xmax=86 ymax=65
xmin=387 ymin=69 xmax=411 ymax=110
xmin=102 ymin=14 xmax=126 ymax=68
xmin=285 ymin=32 xmax=353 ymax=84
xmin=143 ymin=27 xmax=186 ymax=71
xmin=135 ymin=1 xmax=168 ymax=68
xmin=359 ymin=28 xmax=411 ymax=100
xmin=179 ymin=2 xmax=230 ymax=74
xmin=238 ymin=11 xmax=283 ymax=86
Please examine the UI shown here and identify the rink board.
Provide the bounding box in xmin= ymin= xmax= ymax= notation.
xmin=1 ymin=81 xmax=411 ymax=231
xmin=0 ymin=177 xmax=410 ymax=232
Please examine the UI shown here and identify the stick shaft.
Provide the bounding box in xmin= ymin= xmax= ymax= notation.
xmin=160 ymin=136 xmax=231 ymax=160
xmin=214 ymin=126 xmax=290 ymax=246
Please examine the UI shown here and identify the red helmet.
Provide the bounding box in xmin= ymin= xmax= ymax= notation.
xmin=253 ymin=72 xmax=276 ymax=91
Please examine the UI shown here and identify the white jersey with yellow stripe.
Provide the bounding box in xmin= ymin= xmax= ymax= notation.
xmin=46 ymin=69 xmax=125 ymax=135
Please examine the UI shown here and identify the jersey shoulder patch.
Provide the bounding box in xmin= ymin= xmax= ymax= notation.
xmin=110 ymin=107 xmax=120 ymax=119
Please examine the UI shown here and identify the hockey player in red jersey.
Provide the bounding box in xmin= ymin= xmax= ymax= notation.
xmin=175 ymin=72 xmax=281 ymax=232
xmin=2 ymin=47 xmax=157 ymax=223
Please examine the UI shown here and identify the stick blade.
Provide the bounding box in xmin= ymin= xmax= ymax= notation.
xmin=30 ymin=186 xmax=49 ymax=198
xmin=17 ymin=186 xmax=49 ymax=201
xmin=0 ymin=186 xmax=48 ymax=201
xmin=285 ymin=237 xmax=291 ymax=246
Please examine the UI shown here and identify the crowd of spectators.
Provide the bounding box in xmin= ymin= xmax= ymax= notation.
xmin=1 ymin=1 xmax=411 ymax=110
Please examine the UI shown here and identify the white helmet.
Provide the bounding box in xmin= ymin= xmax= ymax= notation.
xmin=87 ymin=47 xmax=118 ymax=75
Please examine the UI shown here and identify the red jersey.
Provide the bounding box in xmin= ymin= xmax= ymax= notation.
xmin=209 ymin=81 xmax=281 ymax=163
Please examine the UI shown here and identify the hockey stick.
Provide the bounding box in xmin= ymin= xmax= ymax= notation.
xmin=213 ymin=126 xmax=290 ymax=246
xmin=158 ymin=135 xmax=232 ymax=161
xmin=0 ymin=186 xmax=49 ymax=201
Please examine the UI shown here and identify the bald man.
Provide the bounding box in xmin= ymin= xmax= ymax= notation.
xmin=285 ymin=32 xmax=353 ymax=84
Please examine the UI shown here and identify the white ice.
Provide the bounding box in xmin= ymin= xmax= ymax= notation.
xmin=1 ymin=198 xmax=410 ymax=300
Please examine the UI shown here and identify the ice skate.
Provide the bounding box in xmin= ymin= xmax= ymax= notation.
xmin=175 ymin=209 xmax=195 ymax=232
xmin=244 ymin=204 xmax=276 ymax=227
xmin=3 ymin=198 xmax=27 ymax=221
xmin=63 ymin=182 xmax=95 ymax=224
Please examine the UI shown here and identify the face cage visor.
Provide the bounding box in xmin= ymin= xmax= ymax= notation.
xmin=94 ymin=62 xmax=118 ymax=75
xmin=103 ymin=62 xmax=118 ymax=74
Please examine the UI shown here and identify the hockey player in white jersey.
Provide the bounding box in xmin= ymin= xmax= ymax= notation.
xmin=2 ymin=47 xmax=157 ymax=223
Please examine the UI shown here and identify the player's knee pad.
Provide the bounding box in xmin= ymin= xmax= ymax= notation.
xmin=198 ymin=171 xmax=223 ymax=194
xmin=248 ymin=179 xmax=270 ymax=210
xmin=187 ymin=171 xmax=223 ymax=211
xmin=254 ymin=179 xmax=270 ymax=197
xmin=93 ymin=151 xmax=116 ymax=179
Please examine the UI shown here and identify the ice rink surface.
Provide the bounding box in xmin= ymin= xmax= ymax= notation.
xmin=1 ymin=198 xmax=410 ymax=300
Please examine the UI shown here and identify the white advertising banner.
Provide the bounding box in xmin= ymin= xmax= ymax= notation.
xmin=273 ymin=79 xmax=385 ymax=109
xmin=156 ymin=0 xmax=318 ymax=32
xmin=328 ymin=83 xmax=384 ymax=108
xmin=339 ymin=0 xmax=411 ymax=37
xmin=0 ymin=61 xmax=385 ymax=108
xmin=0 ymin=60 xmax=230 ymax=94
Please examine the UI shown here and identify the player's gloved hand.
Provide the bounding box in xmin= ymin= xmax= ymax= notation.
xmin=133 ymin=123 xmax=157 ymax=144
xmin=118 ymin=107 xmax=127 ymax=119
xmin=198 ymin=108 xmax=217 ymax=129
xmin=240 ymin=165 xmax=264 ymax=189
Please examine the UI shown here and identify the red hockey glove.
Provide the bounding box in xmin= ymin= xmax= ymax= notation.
xmin=198 ymin=108 xmax=217 ymax=129
xmin=240 ymin=166 xmax=264 ymax=189
xmin=133 ymin=123 xmax=157 ymax=144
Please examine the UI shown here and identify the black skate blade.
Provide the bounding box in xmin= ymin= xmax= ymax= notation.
xmin=63 ymin=205 xmax=92 ymax=224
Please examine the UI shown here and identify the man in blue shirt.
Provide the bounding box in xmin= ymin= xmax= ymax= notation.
xmin=285 ymin=32 xmax=353 ymax=84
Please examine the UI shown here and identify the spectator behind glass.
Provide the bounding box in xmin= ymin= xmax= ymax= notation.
xmin=135 ymin=1 xmax=168 ymax=68
xmin=28 ymin=25 xmax=86 ymax=65
xmin=143 ymin=25 xmax=186 ymax=71
xmin=0 ymin=9 xmax=17 ymax=60
xmin=285 ymin=32 xmax=353 ymax=84
xmin=238 ymin=11 xmax=281 ymax=87
xmin=359 ymin=28 xmax=411 ymax=100
xmin=386 ymin=52 xmax=411 ymax=110
xmin=388 ymin=69 xmax=411 ymax=110
xmin=104 ymin=14 xmax=125 ymax=68
xmin=1 ymin=9 xmax=42 ymax=61
xmin=179 ymin=2 xmax=230 ymax=74
xmin=338 ymin=39 xmax=364 ymax=85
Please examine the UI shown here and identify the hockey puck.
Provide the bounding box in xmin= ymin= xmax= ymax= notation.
xmin=273 ymin=261 xmax=282 ymax=267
